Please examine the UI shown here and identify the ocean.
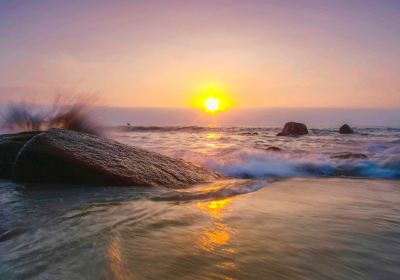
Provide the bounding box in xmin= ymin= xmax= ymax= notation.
xmin=1 ymin=126 xmax=400 ymax=279
xmin=112 ymin=126 xmax=400 ymax=179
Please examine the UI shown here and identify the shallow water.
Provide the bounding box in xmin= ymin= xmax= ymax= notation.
xmin=1 ymin=126 xmax=400 ymax=279
xmin=1 ymin=178 xmax=400 ymax=279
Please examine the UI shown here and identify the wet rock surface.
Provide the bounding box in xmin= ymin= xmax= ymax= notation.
xmin=277 ymin=122 xmax=309 ymax=136
xmin=339 ymin=124 xmax=354 ymax=134
xmin=0 ymin=131 xmax=40 ymax=179
xmin=12 ymin=129 xmax=222 ymax=187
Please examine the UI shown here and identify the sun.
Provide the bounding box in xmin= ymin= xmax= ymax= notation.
xmin=204 ymin=97 xmax=220 ymax=113
xmin=190 ymin=82 xmax=234 ymax=113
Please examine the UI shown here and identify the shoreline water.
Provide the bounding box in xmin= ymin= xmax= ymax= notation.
xmin=1 ymin=177 xmax=399 ymax=279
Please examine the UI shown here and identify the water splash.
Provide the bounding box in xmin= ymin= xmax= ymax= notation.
xmin=1 ymin=96 xmax=101 ymax=135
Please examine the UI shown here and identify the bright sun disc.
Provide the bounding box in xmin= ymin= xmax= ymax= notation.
xmin=190 ymin=82 xmax=233 ymax=113
xmin=204 ymin=97 xmax=220 ymax=112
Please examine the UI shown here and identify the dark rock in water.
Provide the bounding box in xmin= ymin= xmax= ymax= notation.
xmin=339 ymin=124 xmax=354 ymax=134
xmin=257 ymin=145 xmax=282 ymax=152
xmin=239 ymin=132 xmax=259 ymax=136
xmin=0 ymin=131 xmax=40 ymax=179
xmin=265 ymin=146 xmax=283 ymax=152
xmin=331 ymin=153 xmax=367 ymax=160
xmin=277 ymin=122 xmax=308 ymax=136
xmin=12 ymin=129 xmax=222 ymax=187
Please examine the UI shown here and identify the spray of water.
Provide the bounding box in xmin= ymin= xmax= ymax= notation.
xmin=2 ymin=103 xmax=46 ymax=132
xmin=1 ymin=95 xmax=101 ymax=135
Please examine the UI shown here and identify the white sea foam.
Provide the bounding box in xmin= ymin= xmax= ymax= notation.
xmin=201 ymin=147 xmax=400 ymax=179
xmin=113 ymin=126 xmax=400 ymax=180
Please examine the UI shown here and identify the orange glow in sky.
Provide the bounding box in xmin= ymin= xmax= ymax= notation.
xmin=0 ymin=1 xmax=399 ymax=109
xmin=191 ymin=83 xmax=234 ymax=114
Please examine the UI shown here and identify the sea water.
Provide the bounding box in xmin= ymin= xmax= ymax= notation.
xmin=1 ymin=126 xmax=400 ymax=279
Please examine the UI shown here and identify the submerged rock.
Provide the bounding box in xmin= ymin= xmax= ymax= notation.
xmin=258 ymin=145 xmax=282 ymax=152
xmin=331 ymin=153 xmax=367 ymax=160
xmin=277 ymin=122 xmax=309 ymax=136
xmin=339 ymin=124 xmax=354 ymax=134
xmin=12 ymin=129 xmax=222 ymax=187
xmin=265 ymin=146 xmax=283 ymax=152
xmin=239 ymin=132 xmax=259 ymax=136
xmin=0 ymin=131 xmax=40 ymax=179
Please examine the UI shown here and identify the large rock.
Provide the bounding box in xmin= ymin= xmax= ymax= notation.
xmin=339 ymin=124 xmax=354 ymax=134
xmin=12 ymin=129 xmax=222 ymax=187
xmin=0 ymin=131 xmax=40 ymax=179
xmin=277 ymin=122 xmax=308 ymax=136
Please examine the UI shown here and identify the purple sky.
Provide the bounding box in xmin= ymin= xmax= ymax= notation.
xmin=1 ymin=0 xmax=399 ymax=112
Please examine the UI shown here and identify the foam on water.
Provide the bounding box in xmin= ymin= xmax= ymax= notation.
xmin=112 ymin=126 xmax=400 ymax=180
xmin=202 ymin=146 xmax=400 ymax=179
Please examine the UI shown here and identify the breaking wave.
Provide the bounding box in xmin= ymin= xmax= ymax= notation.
xmin=200 ymin=144 xmax=400 ymax=179
xmin=113 ymin=126 xmax=400 ymax=180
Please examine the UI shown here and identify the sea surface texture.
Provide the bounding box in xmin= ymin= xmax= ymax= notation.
xmin=113 ymin=126 xmax=400 ymax=179
xmin=1 ymin=126 xmax=400 ymax=279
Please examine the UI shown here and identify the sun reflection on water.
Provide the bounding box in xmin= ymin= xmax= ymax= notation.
xmin=204 ymin=132 xmax=221 ymax=149
xmin=106 ymin=236 xmax=134 ymax=280
xmin=197 ymin=198 xmax=234 ymax=254
xmin=205 ymin=133 xmax=221 ymax=140
xmin=197 ymin=197 xmax=232 ymax=219
xmin=201 ymin=222 xmax=232 ymax=249
xmin=196 ymin=197 xmax=238 ymax=275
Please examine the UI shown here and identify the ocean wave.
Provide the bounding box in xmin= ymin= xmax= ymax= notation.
xmin=112 ymin=126 xmax=400 ymax=180
xmin=200 ymin=146 xmax=400 ymax=179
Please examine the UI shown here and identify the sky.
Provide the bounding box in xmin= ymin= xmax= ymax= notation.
xmin=0 ymin=0 xmax=399 ymax=111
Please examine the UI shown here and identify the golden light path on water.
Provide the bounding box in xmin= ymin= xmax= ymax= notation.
xmin=205 ymin=133 xmax=221 ymax=140
xmin=196 ymin=198 xmax=234 ymax=249
xmin=105 ymin=196 xmax=238 ymax=279
xmin=204 ymin=132 xmax=221 ymax=148
xmin=106 ymin=237 xmax=134 ymax=280
xmin=198 ymin=132 xmax=234 ymax=256
xmin=196 ymin=197 xmax=237 ymax=275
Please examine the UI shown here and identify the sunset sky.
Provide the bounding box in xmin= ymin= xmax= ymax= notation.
xmin=1 ymin=0 xmax=399 ymax=109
